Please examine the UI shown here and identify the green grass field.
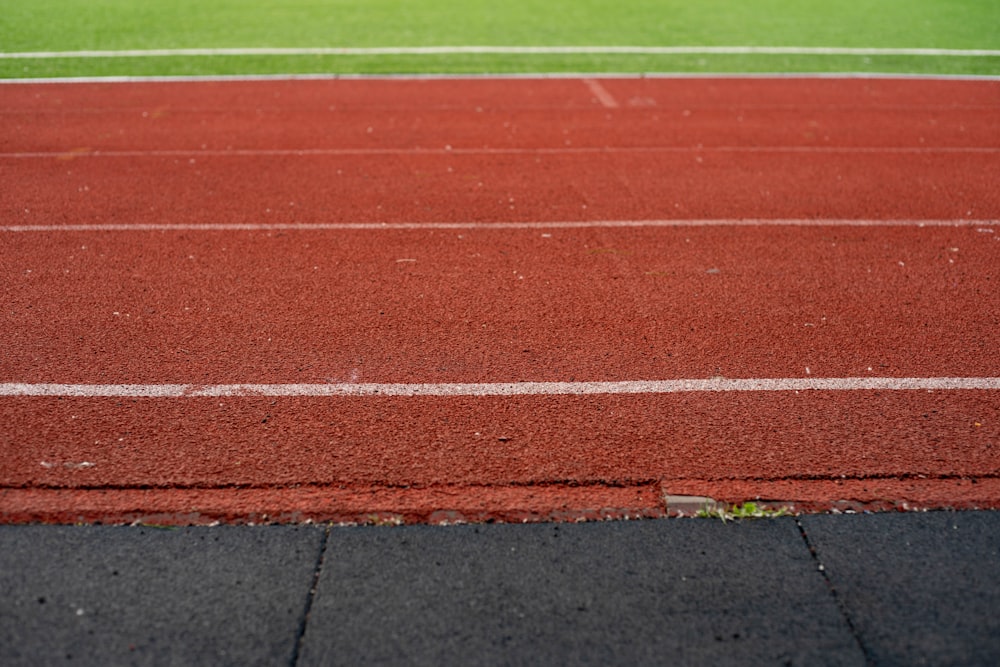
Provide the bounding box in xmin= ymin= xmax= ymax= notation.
xmin=1 ymin=0 xmax=998 ymax=78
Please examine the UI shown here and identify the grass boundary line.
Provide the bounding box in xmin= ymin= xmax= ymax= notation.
xmin=3 ymin=72 xmax=1000 ymax=85
xmin=4 ymin=46 xmax=1000 ymax=59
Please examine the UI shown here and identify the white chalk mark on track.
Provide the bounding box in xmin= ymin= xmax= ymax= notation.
xmin=2 ymin=220 xmax=996 ymax=233
xmin=2 ymin=378 xmax=998 ymax=398
xmin=3 ymin=46 xmax=1000 ymax=59
xmin=582 ymin=78 xmax=619 ymax=108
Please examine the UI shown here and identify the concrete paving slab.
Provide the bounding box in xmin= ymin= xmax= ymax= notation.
xmin=300 ymin=519 xmax=863 ymax=666
xmin=800 ymin=512 xmax=1000 ymax=667
xmin=6 ymin=514 xmax=998 ymax=665
xmin=0 ymin=525 xmax=324 ymax=666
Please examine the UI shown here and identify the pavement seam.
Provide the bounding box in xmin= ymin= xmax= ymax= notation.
xmin=795 ymin=518 xmax=874 ymax=666
xmin=290 ymin=525 xmax=330 ymax=667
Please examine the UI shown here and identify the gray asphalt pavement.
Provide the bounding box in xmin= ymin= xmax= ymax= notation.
xmin=2 ymin=511 xmax=999 ymax=666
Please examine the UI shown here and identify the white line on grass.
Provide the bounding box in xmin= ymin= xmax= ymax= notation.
xmin=3 ymin=46 xmax=1000 ymax=59
xmin=4 ymin=73 xmax=1000 ymax=84
xmin=2 ymin=378 xmax=998 ymax=398
xmin=2 ymin=219 xmax=997 ymax=233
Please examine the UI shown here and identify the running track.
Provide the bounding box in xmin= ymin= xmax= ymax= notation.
xmin=2 ymin=77 xmax=998 ymax=523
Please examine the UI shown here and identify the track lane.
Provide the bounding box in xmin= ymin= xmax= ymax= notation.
xmin=3 ymin=225 xmax=998 ymax=382
xmin=3 ymin=78 xmax=998 ymax=225
xmin=2 ymin=77 xmax=999 ymax=521
xmin=5 ymin=102 xmax=997 ymax=151
xmin=5 ymin=151 xmax=999 ymax=224
xmin=2 ymin=391 xmax=997 ymax=487
xmin=3 ymin=77 xmax=996 ymax=157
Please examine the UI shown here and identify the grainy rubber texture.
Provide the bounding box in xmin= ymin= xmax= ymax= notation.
xmin=3 ymin=78 xmax=999 ymax=224
xmin=1 ymin=77 xmax=998 ymax=522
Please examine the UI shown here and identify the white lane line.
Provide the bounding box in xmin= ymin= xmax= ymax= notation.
xmin=583 ymin=78 xmax=619 ymax=108
xmin=3 ymin=46 xmax=1000 ymax=59
xmin=4 ymin=73 xmax=1000 ymax=84
xmin=2 ymin=378 xmax=998 ymax=398
xmin=4 ymin=146 xmax=997 ymax=159
xmin=2 ymin=220 xmax=996 ymax=233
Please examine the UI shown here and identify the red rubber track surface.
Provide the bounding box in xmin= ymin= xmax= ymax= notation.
xmin=2 ymin=77 xmax=999 ymax=523
xmin=3 ymin=78 xmax=999 ymax=223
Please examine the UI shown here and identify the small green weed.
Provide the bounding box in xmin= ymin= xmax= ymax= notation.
xmin=131 ymin=523 xmax=179 ymax=530
xmin=696 ymin=501 xmax=789 ymax=522
xmin=366 ymin=514 xmax=404 ymax=526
